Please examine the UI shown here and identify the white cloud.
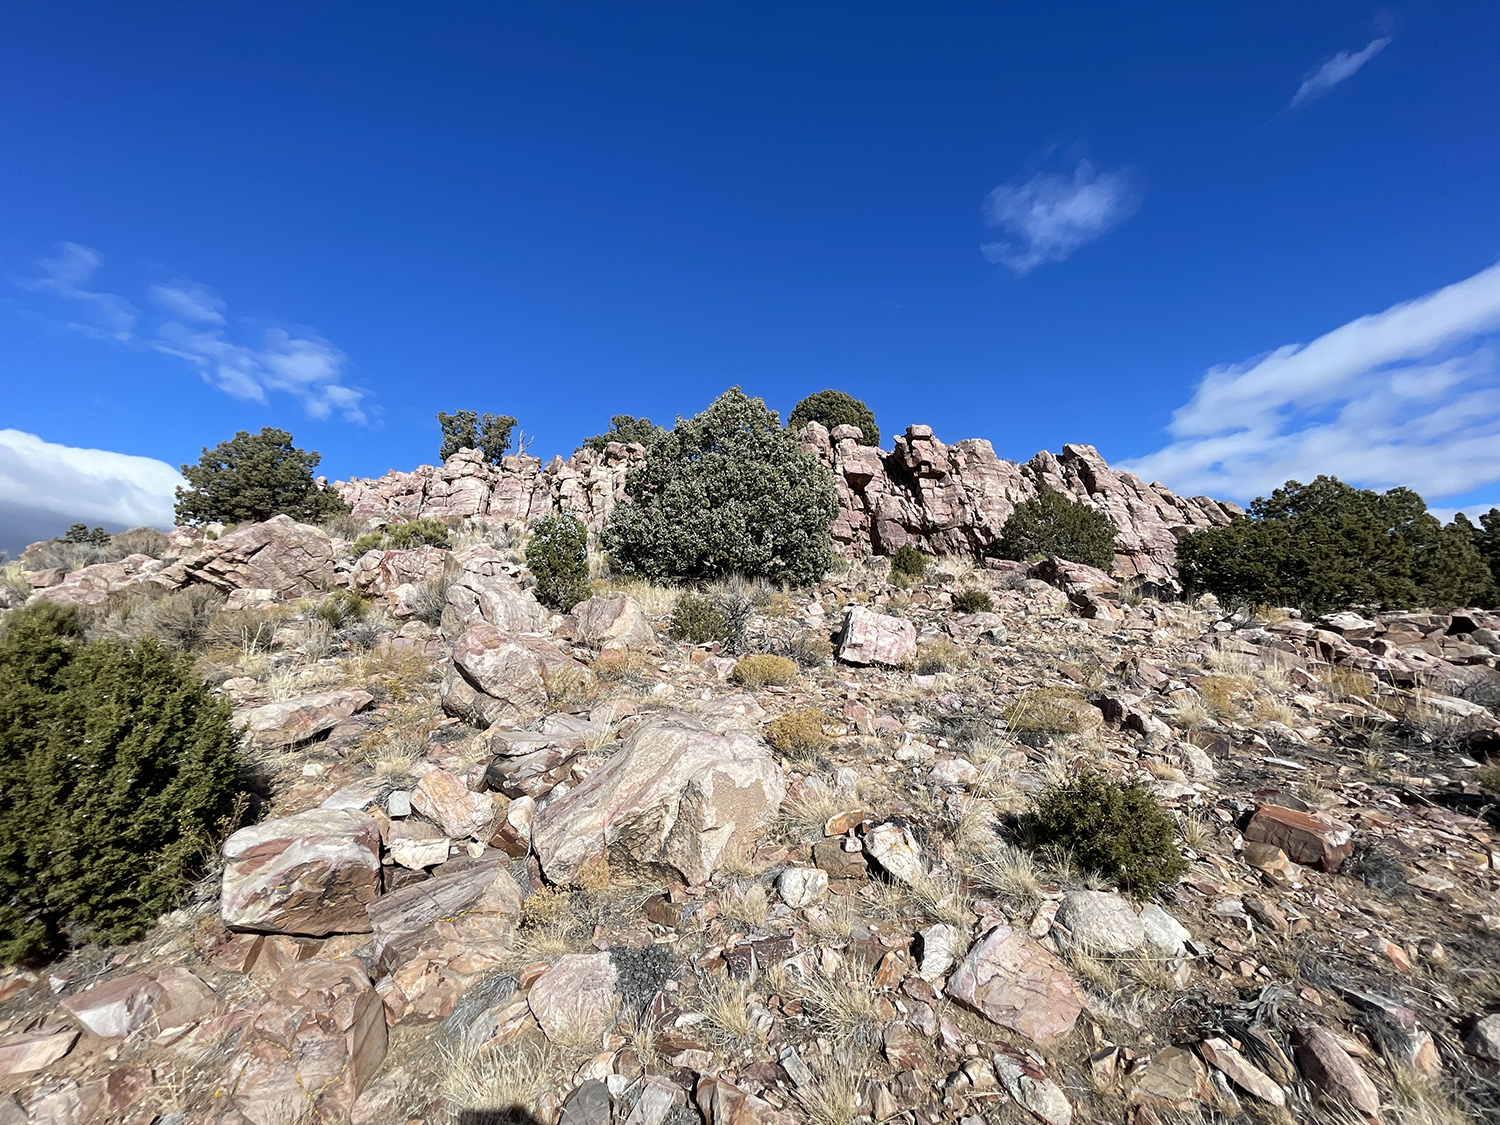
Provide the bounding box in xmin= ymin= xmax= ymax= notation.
xmin=0 ymin=429 xmax=184 ymax=536
xmin=1122 ymin=260 xmax=1500 ymax=506
xmin=16 ymin=244 xmax=367 ymax=422
xmin=1291 ymin=37 xmax=1391 ymax=107
xmin=16 ymin=242 xmax=137 ymax=341
xmin=981 ymin=160 xmax=1139 ymax=276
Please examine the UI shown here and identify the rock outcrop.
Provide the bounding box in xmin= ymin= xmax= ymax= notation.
xmin=177 ymin=514 xmax=338 ymax=599
xmin=333 ymin=428 xmax=1241 ymax=583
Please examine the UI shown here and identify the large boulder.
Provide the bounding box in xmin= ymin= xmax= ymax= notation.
xmin=528 ymin=953 xmax=621 ymax=1045
xmin=1245 ymin=805 xmax=1355 ymax=873
xmin=439 ymin=546 xmax=547 ymax=636
xmin=837 ymin=606 xmax=917 ymax=665
xmin=233 ymin=689 xmax=374 ymax=748
xmin=532 ymin=712 xmax=785 ymax=886
xmin=219 ymin=960 xmax=386 ymax=1125
xmin=568 ymin=594 xmax=656 ymax=647
xmin=441 ymin=622 xmax=590 ymax=727
xmin=180 ymin=515 xmax=336 ymax=599
xmin=32 ymin=554 xmax=171 ymax=608
xmin=349 ymin=546 xmax=451 ymax=597
xmin=367 ymin=860 xmax=523 ymax=973
xmin=221 ymin=809 xmax=382 ymax=936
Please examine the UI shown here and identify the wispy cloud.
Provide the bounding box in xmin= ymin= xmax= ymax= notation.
xmin=17 ymin=245 xmax=368 ymax=422
xmin=0 ymin=429 xmax=184 ymax=550
xmin=981 ymin=159 xmax=1140 ymax=276
xmin=1291 ymin=37 xmax=1391 ymax=107
xmin=1122 ymin=260 xmax=1500 ymax=506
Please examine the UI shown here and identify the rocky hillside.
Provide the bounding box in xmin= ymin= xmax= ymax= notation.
xmin=333 ymin=426 xmax=1243 ymax=584
xmin=2 ymin=514 xmax=1499 ymax=1125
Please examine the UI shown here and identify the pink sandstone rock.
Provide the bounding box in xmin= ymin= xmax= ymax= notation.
xmin=221 ymin=809 xmax=382 ymax=935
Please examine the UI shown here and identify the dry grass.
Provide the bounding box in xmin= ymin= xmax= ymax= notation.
xmin=591 ymin=575 xmax=678 ymax=619
xmin=589 ymin=650 xmax=661 ymax=687
xmin=913 ymin=637 xmax=967 ymax=675
xmin=792 ymin=961 xmax=889 ymax=1057
xmin=439 ymin=1035 xmax=562 ymax=1120
xmin=973 ymin=842 xmax=1044 ymax=905
xmin=1319 ymin=665 xmax=1377 ymax=702
xmin=780 ymin=783 xmax=847 ymax=843
xmin=341 ymin=647 xmax=440 ymax=702
xmin=799 ymin=1068 xmax=861 ymax=1125
xmin=720 ymin=881 xmax=770 ymax=928
xmin=766 ymin=709 xmax=834 ymax=757
xmin=696 ymin=978 xmax=768 ymax=1056
xmin=1383 ymin=1062 xmax=1471 ymax=1125
xmin=805 ymin=891 xmax=858 ymax=940
xmin=364 ymin=698 xmax=442 ymax=776
xmin=730 ymin=654 xmax=799 ymax=688
xmin=1477 ymin=760 xmax=1500 ymax=794
xmin=906 ymin=868 xmax=974 ymax=930
xmin=1178 ymin=811 xmax=1219 ymax=851
xmin=542 ymin=664 xmax=592 ymax=709
xmin=1194 ymin=674 xmax=1257 ymax=721
xmin=1004 ymin=685 xmax=1091 ymax=734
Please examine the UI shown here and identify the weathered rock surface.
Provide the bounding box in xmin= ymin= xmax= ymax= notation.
xmin=837 ymin=606 xmax=917 ymax=665
xmin=1295 ymin=1025 xmax=1381 ymax=1120
xmin=367 ymin=860 xmax=523 ymax=972
xmin=222 ymin=809 xmax=382 ymax=935
xmin=220 ymin=959 xmax=386 ymax=1125
xmin=949 ymin=925 xmax=1087 ymax=1043
xmin=1245 ymin=805 xmax=1356 ymax=873
xmin=349 ymin=545 xmax=451 ymax=598
xmin=179 ymin=514 xmax=337 ymax=599
xmin=568 ymin=594 xmax=656 ymax=648
xmin=234 ymin=688 xmax=374 ymax=748
xmin=0 ymin=1031 xmax=76 ymax=1077
xmin=442 ymin=621 xmax=588 ymax=727
xmin=32 ymin=554 xmax=169 ymax=607
xmin=1056 ymin=890 xmax=1145 ymax=954
xmin=335 ymin=429 xmax=1241 ymax=581
xmin=411 ymin=767 xmax=497 ymax=839
xmin=439 ymin=547 xmax=548 ymax=636
xmin=532 ymin=712 xmax=785 ymax=885
xmin=528 ymin=952 xmax=620 ymax=1044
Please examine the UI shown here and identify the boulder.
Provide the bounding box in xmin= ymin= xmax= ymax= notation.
xmin=234 ymin=688 xmax=374 ymax=748
xmin=533 ymin=712 xmax=785 ymax=886
xmin=569 ymin=594 xmax=656 ymax=647
xmin=949 ymin=925 xmax=1086 ymax=1043
xmin=32 ymin=555 xmax=168 ymax=608
xmin=1245 ymin=805 xmax=1355 ymax=873
xmin=367 ymin=860 xmax=523 ymax=972
xmin=528 ymin=953 xmax=620 ymax=1045
xmin=220 ymin=959 xmax=387 ymax=1125
xmin=863 ymin=821 xmax=925 ymax=885
xmin=349 ymin=545 xmax=451 ymax=597
xmin=1139 ymin=904 xmax=1191 ymax=957
xmin=1056 ymin=891 xmax=1145 ymax=954
xmin=440 ymin=547 xmax=547 ymax=635
xmin=836 ymin=606 xmax=917 ymax=665
xmin=916 ymin=923 xmax=963 ymax=981
xmin=181 ymin=515 xmax=337 ymax=599
xmin=412 ymin=768 xmax=498 ymax=839
xmin=777 ymin=868 xmax=828 ymax=909
xmin=993 ymin=1049 xmax=1073 ymax=1125
xmin=221 ymin=809 xmax=382 ymax=935
xmin=442 ymin=622 xmax=588 ymax=728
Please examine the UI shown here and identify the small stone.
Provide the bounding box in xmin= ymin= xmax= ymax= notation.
xmin=1199 ymin=1037 xmax=1285 ymax=1107
xmin=993 ymin=1050 xmax=1073 ymax=1125
xmin=387 ymin=791 xmax=411 ymax=818
xmin=917 ymin=923 xmax=963 ymax=981
xmin=863 ymin=821 xmax=924 ymax=885
xmin=1296 ymin=1026 xmax=1381 ymax=1120
xmin=1129 ymin=1046 xmax=1208 ymax=1111
xmin=777 ymin=868 xmax=829 ymax=909
xmin=1245 ymin=805 xmax=1355 ymax=873
xmin=1465 ymin=1014 xmax=1500 ymax=1062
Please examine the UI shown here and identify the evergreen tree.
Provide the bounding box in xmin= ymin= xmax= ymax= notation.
xmin=175 ymin=428 xmax=348 ymax=525
xmin=991 ymin=487 xmax=1118 ymax=570
xmin=436 ymin=410 xmax=517 ymax=463
xmin=789 ymin=390 xmax=881 ymax=447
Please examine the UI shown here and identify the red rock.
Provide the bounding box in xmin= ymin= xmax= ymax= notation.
xmin=1295 ymin=1026 xmax=1381 ymax=1121
xmin=233 ymin=688 xmax=374 ymax=748
xmin=412 ymin=767 xmax=497 ymax=839
xmin=221 ymin=808 xmax=382 ymax=936
xmin=220 ymin=959 xmax=387 ymax=1125
xmin=1244 ymin=805 xmax=1355 ymax=873
xmin=836 ymin=606 xmax=917 ymax=666
xmin=0 ymin=1029 xmax=77 ymax=1076
xmin=528 ymin=953 xmax=620 ymax=1045
xmin=180 ymin=514 xmax=336 ymax=599
xmin=948 ymin=925 xmax=1086 ymax=1043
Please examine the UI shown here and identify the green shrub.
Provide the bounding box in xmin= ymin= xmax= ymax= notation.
xmin=351 ymin=517 xmax=452 ymax=557
xmin=526 ymin=513 xmax=591 ymax=611
xmin=0 ymin=604 xmax=241 ymax=962
xmin=669 ymin=593 xmax=728 ymax=644
xmin=175 ymin=428 xmax=348 ymax=525
xmin=602 ymin=388 xmax=839 ymax=587
xmin=1025 ymin=771 xmax=1188 ymax=896
xmin=581 ymin=415 xmax=663 ymax=453
xmin=991 ymin=487 xmax=1117 ymax=570
xmin=1177 ymin=476 xmax=1495 ymax=614
xmin=1462 ymin=508 xmax=1500 ymax=596
xmin=952 ymin=587 xmax=994 ymax=614
xmin=730 ymin=654 xmax=798 ymax=688
xmin=890 ymin=544 xmax=928 ymax=581
xmin=789 ymin=390 xmax=880 ymax=447
xmin=314 ymin=588 xmax=368 ymax=628
xmin=64 ymin=523 xmax=111 ymax=546
xmin=437 ymin=410 xmax=517 ymax=464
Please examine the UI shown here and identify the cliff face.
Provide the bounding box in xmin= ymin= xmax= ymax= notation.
xmin=333 ymin=425 xmax=1242 ymax=583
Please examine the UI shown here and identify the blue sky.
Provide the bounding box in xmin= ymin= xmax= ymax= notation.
xmin=3 ymin=3 xmax=1499 ymax=551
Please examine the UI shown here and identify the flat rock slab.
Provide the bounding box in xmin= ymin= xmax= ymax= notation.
xmin=0 ymin=1030 xmax=77 ymax=1076
xmin=528 ymin=953 xmax=620 ymax=1045
xmin=948 ymin=925 xmax=1086 ymax=1044
xmin=1057 ymin=890 xmax=1145 ymax=954
xmin=367 ymin=861 xmax=523 ymax=972
xmin=182 ymin=514 xmax=336 ymax=599
xmin=235 ymin=689 xmax=374 ymax=748
xmin=837 ymin=606 xmax=916 ymax=666
xmin=222 ymin=809 xmax=381 ymax=936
